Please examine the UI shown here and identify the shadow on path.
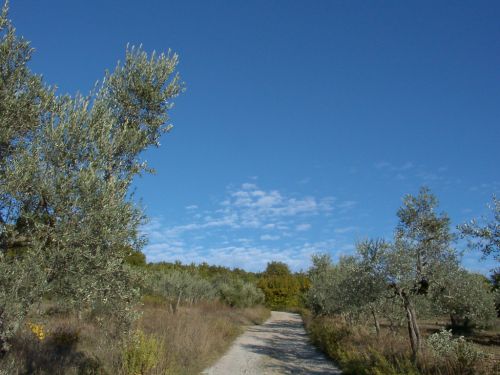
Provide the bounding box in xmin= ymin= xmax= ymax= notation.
xmin=203 ymin=311 xmax=342 ymax=375
xmin=242 ymin=315 xmax=340 ymax=374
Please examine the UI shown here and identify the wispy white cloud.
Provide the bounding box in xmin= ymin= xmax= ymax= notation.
xmin=337 ymin=200 xmax=357 ymax=209
xmin=260 ymin=234 xmax=280 ymax=241
xmin=334 ymin=226 xmax=358 ymax=234
xmin=296 ymin=223 xmax=312 ymax=231
xmin=373 ymin=161 xmax=467 ymax=190
xmin=374 ymin=161 xmax=414 ymax=171
xmin=144 ymin=238 xmax=344 ymax=272
xmin=241 ymin=182 xmax=258 ymax=190
xmin=374 ymin=161 xmax=391 ymax=169
xmin=469 ymin=181 xmax=500 ymax=193
xmin=141 ymin=182 xmax=359 ymax=271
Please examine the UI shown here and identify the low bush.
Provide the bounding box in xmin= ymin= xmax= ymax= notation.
xmin=121 ymin=330 xmax=162 ymax=375
xmin=427 ymin=329 xmax=486 ymax=373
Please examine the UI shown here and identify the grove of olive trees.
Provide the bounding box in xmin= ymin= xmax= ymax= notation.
xmin=306 ymin=187 xmax=498 ymax=370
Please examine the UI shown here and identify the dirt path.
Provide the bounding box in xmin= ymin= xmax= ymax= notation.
xmin=202 ymin=311 xmax=342 ymax=375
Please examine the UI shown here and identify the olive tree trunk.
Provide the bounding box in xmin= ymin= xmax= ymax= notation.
xmin=371 ymin=307 xmax=381 ymax=336
xmin=403 ymin=295 xmax=421 ymax=361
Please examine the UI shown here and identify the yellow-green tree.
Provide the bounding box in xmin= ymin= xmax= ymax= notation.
xmin=258 ymin=262 xmax=310 ymax=309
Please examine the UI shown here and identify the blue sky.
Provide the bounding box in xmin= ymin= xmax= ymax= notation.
xmin=12 ymin=0 xmax=499 ymax=273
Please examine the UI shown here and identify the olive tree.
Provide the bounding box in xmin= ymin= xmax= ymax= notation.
xmin=432 ymin=269 xmax=497 ymax=330
xmin=354 ymin=239 xmax=391 ymax=335
xmin=306 ymin=254 xmax=343 ymax=316
xmin=307 ymin=242 xmax=392 ymax=334
xmin=146 ymin=270 xmax=216 ymax=313
xmin=0 ymin=1 xmax=50 ymax=353
xmin=0 ymin=1 xmax=183 ymax=353
xmin=217 ymin=278 xmax=265 ymax=308
xmin=386 ymin=187 xmax=457 ymax=361
xmin=306 ymin=254 xmax=363 ymax=319
xmin=459 ymin=196 xmax=499 ymax=262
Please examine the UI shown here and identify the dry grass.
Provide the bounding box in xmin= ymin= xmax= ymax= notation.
xmin=0 ymin=300 xmax=270 ymax=374
xmin=138 ymin=300 xmax=270 ymax=374
xmin=302 ymin=311 xmax=500 ymax=375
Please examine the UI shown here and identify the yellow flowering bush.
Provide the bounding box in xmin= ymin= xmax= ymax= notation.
xmin=27 ymin=322 xmax=45 ymax=341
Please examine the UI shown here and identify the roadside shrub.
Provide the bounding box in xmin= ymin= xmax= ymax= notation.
xmin=121 ymin=330 xmax=162 ymax=375
xmin=427 ymin=329 xmax=486 ymax=370
xmin=305 ymin=315 xmax=419 ymax=375
xmin=305 ymin=315 xmax=352 ymax=361
xmin=0 ymin=317 xmax=104 ymax=374
xmin=0 ymin=249 xmax=47 ymax=354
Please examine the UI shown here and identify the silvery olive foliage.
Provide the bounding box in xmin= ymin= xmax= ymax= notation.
xmin=306 ymin=254 xmax=366 ymax=318
xmin=306 ymin=254 xmax=345 ymax=316
xmin=427 ymin=329 xmax=485 ymax=368
xmin=145 ymin=270 xmax=216 ymax=312
xmin=459 ymin=196 xmax=499 ymax=262
xmin=144 ymin=270 xmax=264 ymax=310
xmin=0 ymin=1 xmax=183 ymax=352
xmin=386 ymin=187 xmax=457 ymax=359
xmin=432 ymin=269 xmax=497 ymax=329
xmin=306 ymin=188 xmax=495 ymax=361
xmin=216 ymin=277 xmax=265 ymax=308
xmin=307 ymin=244 xmax=385 ymax=313
xmin=389 ymin=187 xmax=457 ymax=296
xmin=0 ymin=2 xmax=49 ymax=352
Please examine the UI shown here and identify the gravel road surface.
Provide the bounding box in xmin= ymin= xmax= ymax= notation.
xmin=202 ymin=311 xmax=342 ymax=375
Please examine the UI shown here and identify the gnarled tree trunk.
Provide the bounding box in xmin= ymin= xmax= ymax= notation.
xmin=371 ymin=307 xmax=381 ymax=336
xmin=403 ymin=295 xmax=421 ymax=362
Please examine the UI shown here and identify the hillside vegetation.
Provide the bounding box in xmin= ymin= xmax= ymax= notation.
xmin=0 ymin=2 xmax=498 ymax=374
